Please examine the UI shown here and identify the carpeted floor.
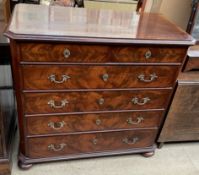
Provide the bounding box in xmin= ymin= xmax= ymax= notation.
xmin=11 ymin=137 xmax=199 ymax=175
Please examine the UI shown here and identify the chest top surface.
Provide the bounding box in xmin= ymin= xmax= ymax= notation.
xmin=5 ymin=4 xmax=195 ymax=45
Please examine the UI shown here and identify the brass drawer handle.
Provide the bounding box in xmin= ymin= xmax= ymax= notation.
xmin=123 ymin=137 xmax=139 ymax=145
xmin=47 ymin=99 xmax=69 ymax=109
xmin=48 ymin=74 xmax=71 ymax=84
xmin=48 ymin=121 xmax=66 ymax=130
xmin=95 ymin=118 xmax=102 ymax=126
xmin=131 ymin=97 xmax=150 ymax=106
xmin=98 ymin=98 xmax=105 ymax=105
xmin=92 ymin=138 xmax=98 ymax=145
xmin=48 ymin=143 xmax=67 ymax=152
xmin=138 ymin=73 xmax=158 ymax=83
xmin=102 ymin=73 xmax=109 ymax=82
xmin=127 ymin=116 xmax=144 ymax=125
xmin=63 ymin=48 xmax=71 ymax=58
xmin=145 ymin=50 xmax=152 ymax=59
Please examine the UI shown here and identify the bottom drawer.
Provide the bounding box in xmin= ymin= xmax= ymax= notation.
xmin=27 ymin=129 xmax=157 ymax=158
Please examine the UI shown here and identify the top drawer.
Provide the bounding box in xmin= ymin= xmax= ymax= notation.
xmin=19 ymin=43 xmax=186 ymax=63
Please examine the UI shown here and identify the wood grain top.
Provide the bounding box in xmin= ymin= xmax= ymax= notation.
xmin=5 ymin=4 xmax=195 ymax=45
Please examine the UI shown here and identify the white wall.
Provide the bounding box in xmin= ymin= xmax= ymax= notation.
xmin=144 ymin=0 xmax=192 ymax=30
xmin=159 ymin=0 xmax=192 ymax=30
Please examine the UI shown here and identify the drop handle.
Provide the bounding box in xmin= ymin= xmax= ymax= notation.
xmin=123 ymin=137 xmax=139 ymax=145
xmin=131 ymin=97 xmax=150 ymax=106
xmin=48 ymin=121 xmax=66 ymax=130
xmin=48 ymin=143 xmax=67 ymax=152
xmin=138 ymin=73 xmax=158 ymax=83
xmin=127 ymin=117 xmax=144 ymax=125
xmin=48 ymin=74 xmax=71 ymax=84
xmin=47 ymin=99 xmax=69 ymax=109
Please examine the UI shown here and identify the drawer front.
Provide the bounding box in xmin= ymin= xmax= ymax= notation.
xmin=26 ymin=111 xmax=163 ymax=135
xmin=20 ymin=43 xmax=186 ymax=63
xmin=27 ymin=129 xmax=157 ymax=158
xmin=22 ymin=65 xmax=179 ymax=90
xmin=23 ymin=90 xmax=171 ymax=114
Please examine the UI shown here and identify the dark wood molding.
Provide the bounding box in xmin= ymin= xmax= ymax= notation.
xmin=4 ymin=31 xmax=195 ymax=45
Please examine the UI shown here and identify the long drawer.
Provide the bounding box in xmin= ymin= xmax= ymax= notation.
xmin=26 ymin=111 xmax=163 ymax=135
xmin=19 ymin=43 xmax=186 ymax=63
xmin=23 ymin=90 xmax=171 ymax=114
xmin=22 ymin=65 xmax=179 ymax=90
xmin=27 ymin=129 xmax=157 ymax=158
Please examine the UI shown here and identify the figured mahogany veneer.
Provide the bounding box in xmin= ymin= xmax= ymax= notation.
xmin=23 ymin=90 xmax=171 ymax=114
xmin=27 ymin=129 xmax=158 ymax=158
xmin=26 ymin=111 xmax=163 ymax=135
xmin=5 ymin=4 xmax=194 ymax=168
xmin=22 ymin=65 xmax=179 ymax=90
xmin=20 ymin=43 xmax=187 ymax=63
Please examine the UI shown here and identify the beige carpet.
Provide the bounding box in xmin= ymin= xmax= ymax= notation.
xmin=11 ymin=137 xmax=199 ymax=175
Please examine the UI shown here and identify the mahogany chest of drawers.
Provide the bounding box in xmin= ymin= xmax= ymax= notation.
xmin=5 ymin=4 xmax=194 ymax=169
